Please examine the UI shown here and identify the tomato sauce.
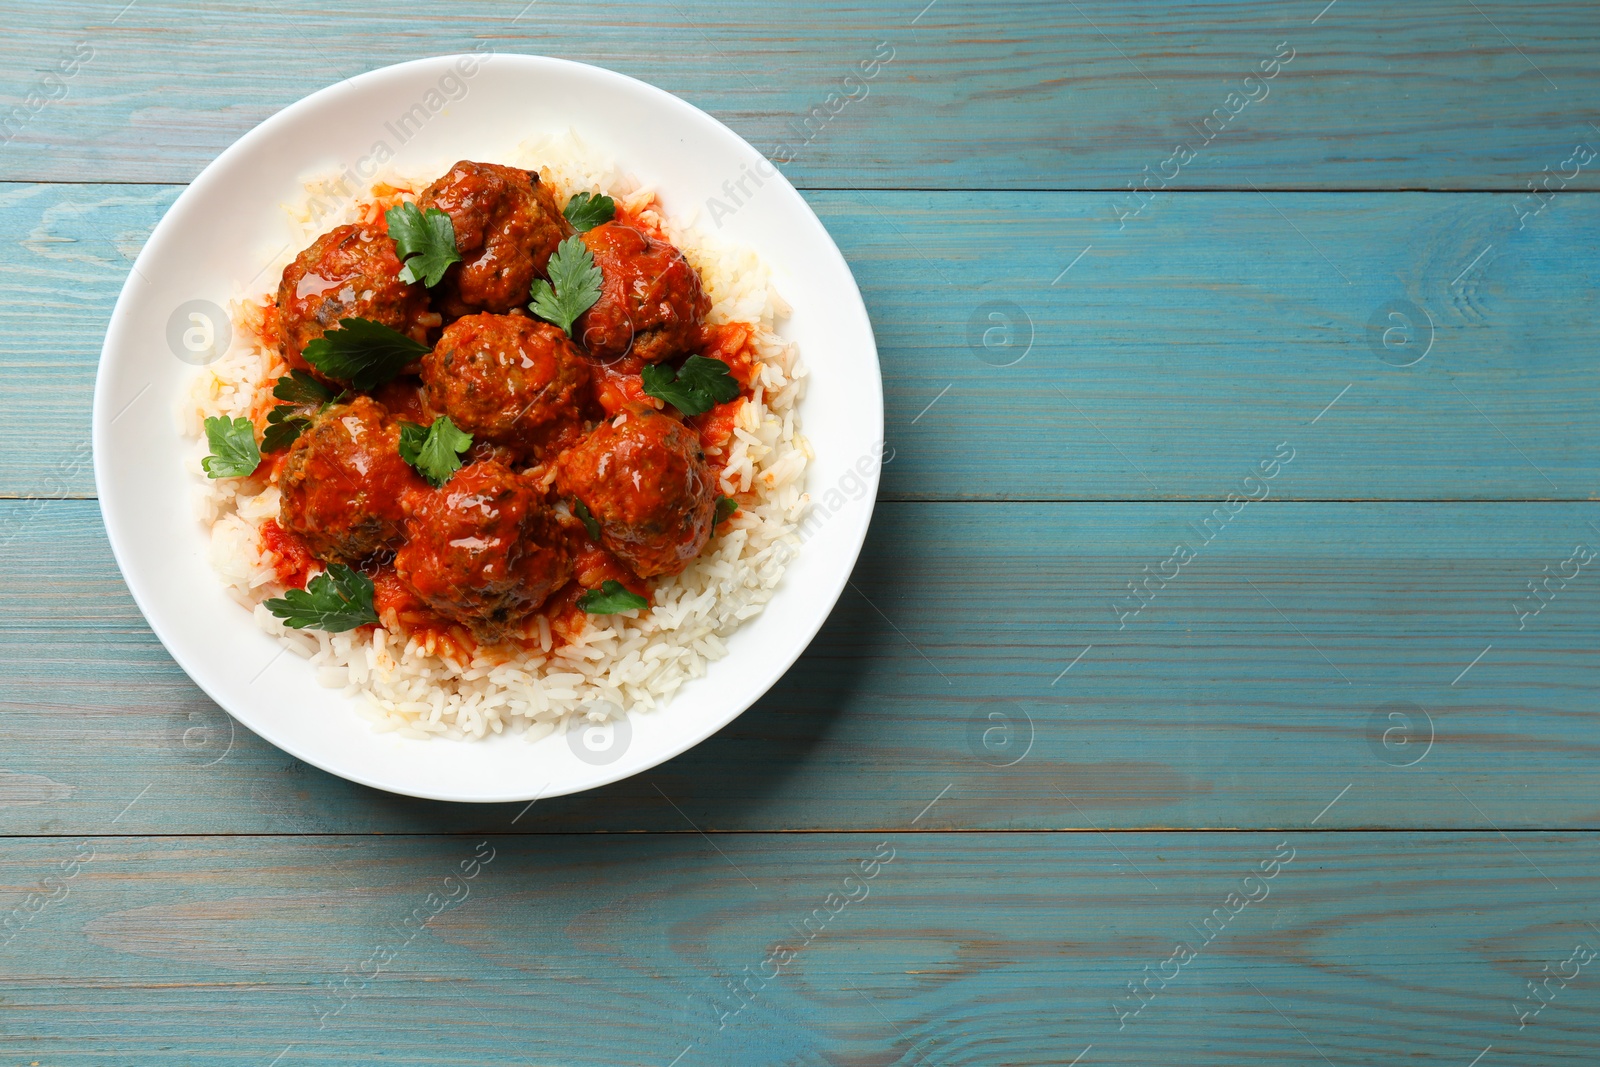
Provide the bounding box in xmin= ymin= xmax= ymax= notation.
xmin=370 ymin=377 xmax=431 ymax=424
xmin=370 ymin=551 xmax=634 ymax=661
xmin=369 ymin=565 xmax=469 ymax=657
xmin=260 ymin=519 xmax=316 ymax=590
xmin=692 ymin=399 xmax=743 ymax=458
xmin=690 ymin=321 xmax=759 ymax=480
xmin=592 ymin=354 xmax=655 ymax=419
xmin=540 ymin=542 xmax=648 ymax=645
xmin=614 ymin=201 xmax=668 ymax=242
xmin=258 ymin=300 xmax=283 ymax=355
xmin=252 ymin=179 xmax=744 ymax=655
xmin=700 ymin=322 xmax=755 ymax=385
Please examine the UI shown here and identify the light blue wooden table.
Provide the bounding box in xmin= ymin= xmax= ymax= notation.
xmin=3 ymin=2 xmax=1598 ymax=1063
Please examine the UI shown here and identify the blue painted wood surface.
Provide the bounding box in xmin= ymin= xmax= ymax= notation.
xmin=3 ymin=1 xmax=1598 ymax=189
xmin=2 ymin=833 xmax=1598 ymax=1065
xmin=6 ymin=187 xmax=1599 ymax=500
xmin=4 ymin=500 xmax=1598 ymax=834
xmin=2 ymin=2 xmax=1599 ymax=1064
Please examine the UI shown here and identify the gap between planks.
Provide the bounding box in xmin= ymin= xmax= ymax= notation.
xmin=5 ymin=495 xmax=1596 ymax=504
xmin=1 ymin=828 xmax=1595 ymax=839
xmin=6 ymin=180 xmax=1600 ymax=194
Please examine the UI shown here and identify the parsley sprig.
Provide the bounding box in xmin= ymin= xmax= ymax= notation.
xmin=640 ymin=355 xmax=741 ymax=417
xmin=262 ymin=370 xmax=338 ymax=453
xmin=715 ymin=496 xmax=738 ymax=525
xmin=263 ymin=564 xmax=378 ymax=632
xmin=562 ymin=192 xmax=616 ymax=232
xmin=386 ymin=201 xmax=461 ymax=287
xmin=301 ymin=317 xmax=429 ymax=390
xmin=573 ymin=500 xmax=602 ymax=542
xmin=528 ymin=235 xmax=602 ymax=337
xmin=398 ymin=416 xmax=473 ymax=488
xmin=577 ymin=579 xmax=649 ymax=615
xmin=202 ymin=415 xmax=261 ymax=478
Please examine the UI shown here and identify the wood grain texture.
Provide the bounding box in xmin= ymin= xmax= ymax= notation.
xmin=0 ymin=833 xmax=1596 ymax=1065
xmin=2 ymin=1 xmax=1598 ymax=189
xmin=6 ymin=2 xmax=1600 ymax=1059
xmin=5 ymin=500 xmax=1595 ymax=835
xmin=4 ymin=185 xmax=1598 ymax=500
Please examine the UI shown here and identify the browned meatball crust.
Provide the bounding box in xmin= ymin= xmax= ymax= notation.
xmin=422 ymin=313 xmax=592 ymax=460
xmin=572 ymin=222 xmax=709 ymax=364
xmin=394 ymin=461 xmax=573 ymax=640
xmin=278 ymin=396 xmax=424 ymax=563
xmin=418 ymin=161 xmax=569 ymax=317
xmin=276 ymin=221 xmax=431 ymax=369
xmin=555 ymin=410 xmax=717 ymax=578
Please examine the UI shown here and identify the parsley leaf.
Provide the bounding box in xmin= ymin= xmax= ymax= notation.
xmin=273 ymin=368 xmax=335 ymax=407
xmin=577 ymin=579 xmax=650 ymax=615
xmin=573 ymin=500 xmax=601 ymax=542
xmin=261 ymin=371 xmax=338 ymax=453
xmin=715 ymin=496 xmax=738 ymax=524
xmin=263 ymin=563 xmax=378 ymax=632
xmin=262 ymin=407 xmax=310 ymax=454
xmin=386 ymin=201 xmax=461 ymax=287
xmin=301 ymin=317 xmax=429 ymax=390
xmin=562 ymin=191 xmax=616 ymax=232
xmin=640 ymin=355 xmax=741 ymax=417
xmin=528 ymin=235 xmax=602 ymax=337
xmin=202 ymin=415 xmax=261 ymax=478
xmin=398 ymin=416 xmax=474 ymax=488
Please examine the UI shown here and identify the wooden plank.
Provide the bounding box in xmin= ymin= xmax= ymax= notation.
xmin=0 ymin=832 xmax=1595 ymax=1064
xmin=5 ymin=499 xmax=1596 ymax=834
xmin=5 ymin=186 xmax=1598 ymax=500
xmin=0 ymin=183 xmax=178 ymax=499
xmin=3 ymin=2 xmax=1598 ymax=189
xmin=849 ymin=189 xmax=1600 ymax=502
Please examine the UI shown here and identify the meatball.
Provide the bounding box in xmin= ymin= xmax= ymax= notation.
xmin=418 ymin=161 xmax=569 ymax=316
xmin=276 ymin=221 xmax=431 ymax=369
xmin=573 ymin=222 xmax=709 ymax=365
xmin=422 ymin=314 xmax=592 ymax=459
xmin=278 ymin=396 xmax=423 ymax=563
xmin=555 ymin=410 xmax=717 ymax=578
xmin=395 ymin=461 xmax=573 ymax=640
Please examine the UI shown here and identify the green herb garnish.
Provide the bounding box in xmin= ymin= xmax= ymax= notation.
xmin=273 ymin=368 xmax=336 ymax=407
xmin=261 ymin=370 xmax=338 ymax=453
xmin=562 ymin=191 xmax=616 ymax=232
xmin=715 ymin=496 xmax=738 ymax=525
xmin=574 ymin=500 xmax=601 ymax=541
xmin=262 ymin=408 xmax=308 ymax=454
xmin=398 ymin=416 xmax=473 ymax=488
xmin=201 ymin=415 xmax=261 ymax=478
xmin=577 ymin=579 xmax=649 ymax=615
xmin=640 ymin=355 xmax=741 ymax=417
xmin=301 ymin=317 xmax=429 ymax=390
xmin=263 ymin=564 xmax=378 ymax=632
xmin=528 ymin=235 xmax=602 ymax=337
xmin=386 ymin=201 xmax=461 ymax=288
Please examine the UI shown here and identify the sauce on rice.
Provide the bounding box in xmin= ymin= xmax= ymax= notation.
xmin=192 ymin=136 xmax=808 ymax=738
xmin=244 ymin=159 xmax=757 ymax=658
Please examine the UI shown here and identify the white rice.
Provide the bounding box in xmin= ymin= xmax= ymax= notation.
xmin=182 ymin=131 xmax=809 ymax=741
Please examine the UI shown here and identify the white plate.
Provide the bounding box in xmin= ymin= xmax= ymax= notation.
xmin=93 ymin=54 xmax=882 ymax=803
